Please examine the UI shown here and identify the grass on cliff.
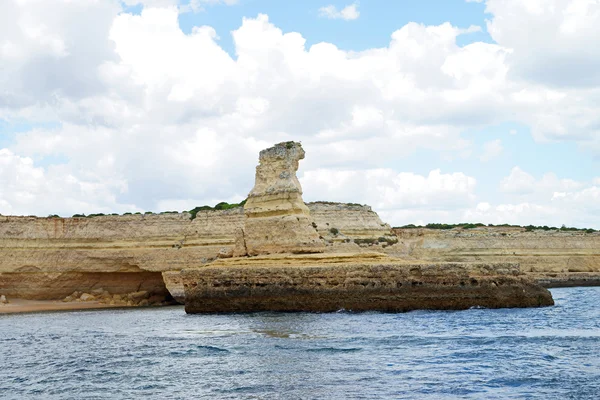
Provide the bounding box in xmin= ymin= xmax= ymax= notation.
xmin=394 ymin=223 xmax=596 ymax=233
xmin=67 ymin=200 xmax=247 ymax=220
xmin=188 ymin=200 xmax=247 ymax=221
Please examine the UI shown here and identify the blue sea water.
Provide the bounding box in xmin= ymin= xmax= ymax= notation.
xmin=1 ymin=287 xmax=599 ymax=399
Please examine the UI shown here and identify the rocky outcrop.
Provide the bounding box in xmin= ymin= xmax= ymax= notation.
xmin=181 ymin=142 xmax=553 ymax=313
xmin=182 ymin=253 xmax=553 ymax=313
xmin=0 ymin=203 xmax=392 ymax=301
xmin=386 ymin=227 xmax=600 ymax=287
xmin=236 ymin=142 xmax=325 ymax=256
xmin=308 ymin=202 xmax=393 ymax=242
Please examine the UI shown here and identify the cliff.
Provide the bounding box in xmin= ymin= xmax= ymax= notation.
xmin=0 ymin=203 xmax=392 ymax=301
xmin=387 ymin=227 xmax=600 ymax=286
xmin=0 ymin=210 xmax=242 ymax=300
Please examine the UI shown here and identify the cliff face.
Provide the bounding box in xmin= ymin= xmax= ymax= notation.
xmin=308 ymin=202 xmax=392 ymax=240
xmin=387 ymin=227 xmax=600 ymax=286
xmin=0 ymin=211 xmax=244 ymax=300
xmin=0 ymin=203 xmax=392 ymax=300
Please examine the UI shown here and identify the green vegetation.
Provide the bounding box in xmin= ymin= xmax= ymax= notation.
xmin=47 ymin=214 xmax=60 ymax=218
xmin=285 ymin=141 xmax=294 ymax=149
xmin=188 ymin=199 xmax=247 ymax=221
xmin=353 ymin=238 xmax=378 ymax=245
xmin=393 ymin=222 xmax=596 ymax=233
xmin=329 ymin=227 xmax=339 ymax=235
xmin=86 ymin=213 xmax=106 ymax=218
xmin=310 ymin=201 xmax=365 ymax=207
xmin=72 ymin=214 xmax=86 ymax=218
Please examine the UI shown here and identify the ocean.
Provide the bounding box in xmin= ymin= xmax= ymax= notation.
xmin=1 ymin=287 xmax=599 ymax=399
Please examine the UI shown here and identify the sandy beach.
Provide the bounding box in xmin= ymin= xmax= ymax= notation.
xmin=0 ymin=298 xmax=127 ymax=314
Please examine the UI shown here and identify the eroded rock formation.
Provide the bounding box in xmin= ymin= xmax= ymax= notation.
xmin=0 ymin=203 xmax=392 ymax=302
xmin=183 ymin=253 xmax=553 ymax=313
xmin=181 ymin=142 xmax=554 ymax=313
xmin=236 ymin=141 xmax=325 ymax=256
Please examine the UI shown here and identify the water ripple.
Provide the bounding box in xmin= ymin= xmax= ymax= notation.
xmin=1 ymin=287 xmax=599 ymax=399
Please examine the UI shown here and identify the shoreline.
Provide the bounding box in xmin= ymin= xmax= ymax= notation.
xmin=0 ymin=298 xmax=160 ymax=315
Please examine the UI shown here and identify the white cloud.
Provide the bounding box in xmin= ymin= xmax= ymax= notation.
xmin=318 ymin=3 xmax=360 ymax=21
xmin=0 ymin=1 xmax=598 ymax=229
xmin=483 ymin=0 xmax=600 ymax=149
xmin=500 ymin=166 xmax=585 ymax=196
xmin=485 ymin=166 xmax=600 ymax=228
xmin=122 ymin=0 xmax=238 ymax=13
xmin=480 ymin=139 xmax=503 ymax=162
xmin=463 ymin=201 xmax=560 ymax=227
xmin=486 ymin=0 xmax=600 ymax=88
xmin=500 ymin=167 xmax=536 ymax=194
xmin=0 ymin=149 xmax=139 ymax=216
xmin=301 ymin=168 xmax=477 ymax=211
xmin=0 ymin=0 xmax=121 ymax=110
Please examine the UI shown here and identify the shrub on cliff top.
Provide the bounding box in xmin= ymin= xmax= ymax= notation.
xmin=86 ymin=213 xmax=106 ymax=218
xmin=188 ymin=199 xmax=247 ymax=220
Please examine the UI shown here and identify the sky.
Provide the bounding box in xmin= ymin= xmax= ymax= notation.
xmin=0 ymin=0 xmax=599 ymax=228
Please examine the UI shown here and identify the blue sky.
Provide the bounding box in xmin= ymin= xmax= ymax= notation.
xmin=170 ymin=0 xmax=492 ymax=53
xmin=1 ymin=0 xmax=599 ymax=227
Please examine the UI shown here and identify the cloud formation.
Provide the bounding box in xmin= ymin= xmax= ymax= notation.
xmin=0 ymin=0 xmax=598 ymax=228
xmin=318 ymin=3 xmax=360 ymax=20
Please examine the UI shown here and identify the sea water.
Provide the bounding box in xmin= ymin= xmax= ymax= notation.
xmin=1 ymin=287 xmax=599 ymax=399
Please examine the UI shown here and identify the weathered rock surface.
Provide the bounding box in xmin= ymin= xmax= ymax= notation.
xmin=238 ymin=142 xmax=325 ymax=256
xmin=182 ymin=142 xmax=554 ymax=313
xmin=182 ymin=253 xmax=554 ymax=313
xmin=308 ymin=202 xmax=393 ymax=242
xmin=387 ymin=227 xmax=600 ymax=287
xmin=0 ymin=203 xmax=392 ymax=300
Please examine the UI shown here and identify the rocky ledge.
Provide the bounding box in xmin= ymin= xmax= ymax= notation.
xmin=182 ymin=254 xmax=553 ymax=313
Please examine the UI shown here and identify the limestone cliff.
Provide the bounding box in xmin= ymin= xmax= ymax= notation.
xmin=0 ymin=210 xmax=243 ymax=300
xmin=0 ymin=203 xmax=390 ymax=301
xmin=386 ymin=227 xmax=600 ymax=286
xmin=237 ymin=141 xmax=325 ymax=256
xmin=308 ymin=202 xmax=393 ymax=241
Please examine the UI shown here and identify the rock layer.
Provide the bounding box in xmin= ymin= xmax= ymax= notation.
xmin=182 ymin=254 xmax=554 ymax=313
xmin=387 ymin=227 xmax=600 ymax=287
xmin=0 ymin=204 xmax=391 ymax=300
xmin=239 ymin=142 xmax=325 ymax=256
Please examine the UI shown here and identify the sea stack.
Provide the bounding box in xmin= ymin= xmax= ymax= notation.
xmin=182 ymin=141 xmax=554 ymax=313
xmin=235 ymin=141 xmax=325 ymax=256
